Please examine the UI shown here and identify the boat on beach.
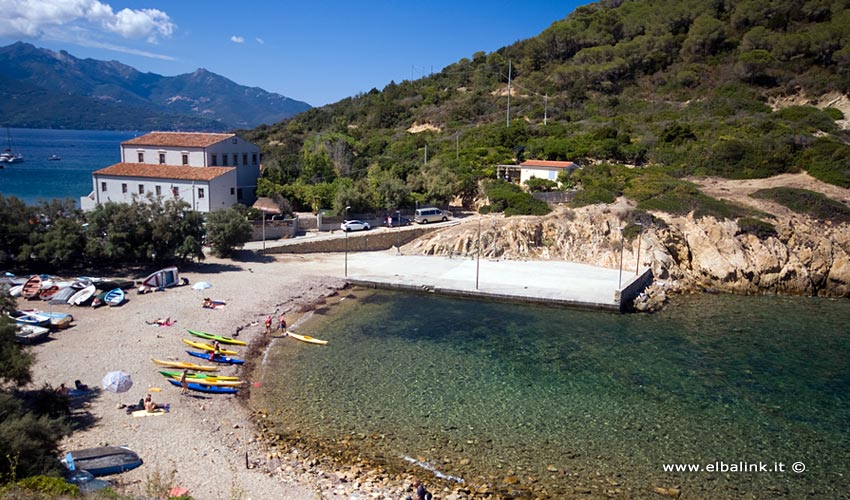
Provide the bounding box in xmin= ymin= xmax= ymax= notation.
xmin=185 ymin=350 xmax=245 ymax=365
xmin=166 ymin=378 xmax=238 ymax=394
xmin=68 ymin=284 xmax=96 ymax=306
xmin=63 ymin=446 xmax=142 ymax=477
xmin=21 ymin=275 xmax=42 ymax=299
xmin=187 ymin=329 xmax=247 ymax=345
xmin=15 ymin=324 xmax=51 ymax=344
xmin=151 ymin=358 xmax=218 ymax=372
xmin=11 ymin=310 xmax=51 ymax=328
xmin=158 ymin=370 xmax=239 ymax=381
xmin=139 ymin=266 xmax=180 ymax=292
xmin=181 ymin=338 xmax=238 ymax=355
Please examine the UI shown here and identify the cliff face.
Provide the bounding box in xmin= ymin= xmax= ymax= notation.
xmin=409 ymin=207 xmax=850 ymax=298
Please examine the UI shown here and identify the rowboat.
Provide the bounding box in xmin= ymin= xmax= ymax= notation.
xmin=49 ymin=286 xmax=76 ymax=304
xmin=8 ymin=284 xmax=23 ymax=297
xmin=158 ymin=370 xmax=240 ymax=381
xmin=15 ymin=324 xmax=50 ymax=344
xmin=11 ymin=311 xmax=51 ymax=328
xmin=21 ymin=275 xmax=42 ymax=299
xmin=140 ymin=266 xmax=180 ymax=290
xmin=288 ymin=332 xmax=328 ymax=345
xmin=187 ymin=329 xmax=247 ymax=346
xmin=63 ymin=446 xmax=142 ymax=477
xmin=104 ymin=288 xmax=125 ymax=306
xmin=68 ymin=284 xmax=96 ymax=306
xmin=166 ymin=378 xmax=238 ymax=394
xmin=90 ymin=290 xmax=108 ymax=308
xmin=27 ymin=310 xmax=74 ymax=329
xmin=181 ymin=338 xmax=238 ymax=355
xmin=38 ymin=285 xmax=60 ymax=301
xmin=151 ymin=358 xmax=218 ymax=372
xmin=185 ymin=350 xmax=245 ymax=365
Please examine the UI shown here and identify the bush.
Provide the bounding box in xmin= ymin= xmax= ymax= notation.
xmin=751 ymin=187 xmax=850 ymax=223
xmin=14 ymin=475 xmax=79 ymax=496
xmin=205 ymin=207 xmax=253 ymax=258
xmin=482 ymin=180 xmax=551 ymax=216
xmin=737 ymin=217 xmax=778 ymax=240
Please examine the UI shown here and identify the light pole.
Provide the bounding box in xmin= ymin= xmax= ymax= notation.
xmin=617 ymin=226 xmax=625 ymax=289
xmin=634 ymin=222 xmax=644 ymax=275
xmin=395 ymin=210 xmax=401 ymax=254
xmin=344 ymin=205 xmax=351 ymax=277
xmin=476 ymin=217 xmax=481 ymax=289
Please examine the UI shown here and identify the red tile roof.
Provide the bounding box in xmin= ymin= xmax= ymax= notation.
xmin=92 ymin=163 xmax=235 ymax=181
xmin=520 ymin=160 xmax=578 ymax=169
xmin=122 ymin=132 xmax=236 ymax=148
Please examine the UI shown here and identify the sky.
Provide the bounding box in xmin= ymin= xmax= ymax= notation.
xmin=0 ymin=0 xmax=585 ymax=107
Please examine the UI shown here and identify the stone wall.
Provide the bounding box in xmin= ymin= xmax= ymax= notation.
xmin=262 ymin=226 xmax=440 ymax=254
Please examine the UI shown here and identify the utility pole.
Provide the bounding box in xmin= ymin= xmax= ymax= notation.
xmin=424 ymin=144 xmax=428 ymax=165
xmin=506 ymin=59 xmax=512 ymax=128
xmin=544 ymin=94 xmax=548 ymax=125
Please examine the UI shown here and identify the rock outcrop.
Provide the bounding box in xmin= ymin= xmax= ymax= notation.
xmin=408 ymin=206 xmax=850 ymax=298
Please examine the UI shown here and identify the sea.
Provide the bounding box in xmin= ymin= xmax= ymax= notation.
xmin=0 ymin=128 xmax=138 ymax=205
xmin=257 ymin=290 xmax=850 ymax=499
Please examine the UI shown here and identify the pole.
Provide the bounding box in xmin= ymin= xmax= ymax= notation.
xmin=476 ymin=217 xmax=481 ymax=289
xmin=424 ymin=144 xmax=428 ymax=164
xmin=395 ymin=210 xmax=401 ymax=254
xmin=506 ymin=59 xmax=512 ymax=127
xmin=344 ymin=206 xmax=350 ymax=277
xmin=618 ymin=227 xmax=624 ymax=289
xmin=635 ymin=224 xmax=643 ymax=275
xmin=262 ymin=214 xmax=266 ymax=254
xmin=544 ymin=94 xmax=548 ymax=125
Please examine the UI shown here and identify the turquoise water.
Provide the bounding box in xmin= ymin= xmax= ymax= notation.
xmin=258 ymin=292 xmax=850 ymax=499
xmin=0 ymin=128 xmax=138 ymax=205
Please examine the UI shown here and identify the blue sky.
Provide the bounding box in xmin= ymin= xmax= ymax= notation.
xmin=0 ymin=0 xmax=585 ymax=106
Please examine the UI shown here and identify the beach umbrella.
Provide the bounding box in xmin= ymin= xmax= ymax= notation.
xmin=101 ymin=371 xmax=133 ymax=393
xmin=192 ymin=281 xmax=212 ymax=291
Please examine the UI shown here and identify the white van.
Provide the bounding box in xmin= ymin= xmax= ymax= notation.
xmin=414 ymin=207 xmax=449 ymax=224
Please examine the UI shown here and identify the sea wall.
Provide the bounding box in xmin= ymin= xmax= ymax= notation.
xmin=408 ymin=208 xmax=850 ymax=298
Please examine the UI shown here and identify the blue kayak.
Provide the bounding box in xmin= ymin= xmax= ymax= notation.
xmin=166 ymin=378 xmax=238 ymax=394
xmin=185 ymin=350 xmax=245 ymax=365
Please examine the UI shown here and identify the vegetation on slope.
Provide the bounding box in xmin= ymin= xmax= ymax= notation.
xmin=244 ymin=0 xmax=850 ymax=219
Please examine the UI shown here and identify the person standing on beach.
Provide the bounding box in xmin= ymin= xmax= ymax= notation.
xmin=264 ymin=315 xmax=272 ymax=335
xmin=179 ymin=369 xmax=188 ymax=395
xmin=278 ymin=314 xmax=287 ymax=333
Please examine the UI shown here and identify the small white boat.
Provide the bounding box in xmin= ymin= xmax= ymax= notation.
xmin=68 ymin=284 xmax=96 ymax=306
xmin=48 ymin=155 xmax=61 ymax=161
xmin=8 ymin=284 xmax=23 ymax=297
xmin=140 ymin=266 xmax=180 ymax=291
xmin=16 ymin=324 xmax=50 ymax=344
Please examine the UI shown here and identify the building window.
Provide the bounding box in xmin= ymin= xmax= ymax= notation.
xmin=252 ymin=153 xmax=258 ymax=165
xmin=138 ymin=184 xmax=144 ymax=194
xmin=211 ymin=154 xmax=217 ymax=166
xmin=101 ymin=181 xmax=107 ymax=192
xmin=172 ymin=187 xmax=179 ymax=197
xmin=198 ymin=188 xmax=205 ymax=199
xmin=137 ymin=152 xmax=144 ymax=162
xmin=242 ymin=153 xmax=248 ymax=165
xmin=233 ymin=153 xmax=239 ymax=166
xmin=121 ymin=183 xmax=128 ymax=194
xmin=230 ymin=187 xmax=235 ymax=195
xmin=159 ymin=153 xmax=165 ymax=164
xmin=155 ymin=185 xmax=162 ymax=196
xmin=222 ymin=154 xmax=228 ymax=166
xmin=182 ymin=153 xmax=189 ymax=165
xmin=232 ymin=138 xmax=238 ymax=144
xmin=237 ymin=188 xmax=243 ymax=200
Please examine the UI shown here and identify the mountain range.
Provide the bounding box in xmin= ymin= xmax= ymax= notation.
xmin=0 ymin=42 xmax=311 ymax=131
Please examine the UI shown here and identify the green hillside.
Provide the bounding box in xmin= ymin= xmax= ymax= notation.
xmin=245 ymin=0 xmax=850 ymax=217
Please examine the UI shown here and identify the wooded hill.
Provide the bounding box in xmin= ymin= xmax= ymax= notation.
xmin=244 ymin=0 xmax=850 ymax=218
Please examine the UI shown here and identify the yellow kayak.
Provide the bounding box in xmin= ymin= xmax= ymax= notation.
xmin=158 ymin=370 xmax=240 ymax=382
xmin=288 ymin=332 xmax=328 ymax=345
xmin=181 ymin=338 xmax=238 ymax=355
xmin=151 ymin=358 xmax=218 ymax=372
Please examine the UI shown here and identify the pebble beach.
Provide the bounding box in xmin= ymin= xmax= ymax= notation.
xmin=22 ymin=252 xmax=428 ymax=500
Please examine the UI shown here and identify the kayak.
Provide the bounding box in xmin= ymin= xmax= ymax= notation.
xmin=187 ymin=329 xmax=246 ymax=346
xmin=185 ymin=350 xmax=245 ymax=365
xmin=164 ymin=373 xmax=242 ymax=387
xmin=158 ymin=371 xmax=240 ymax=382
xmin=151 ymin=358 xmax=218 ymax=372
xmin=181 ymin=338 xmax=238 ymax=355
xmin=166 ymin=378 xmax=238 ymax=394
xmin=288 ymin=332 xmax=328 ymax=345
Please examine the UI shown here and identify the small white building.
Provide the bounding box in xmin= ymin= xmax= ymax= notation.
xmin=81 ymin=131 xmax=261 ymax=212
xmin=518 ymin=160 xmax=579 ymax=185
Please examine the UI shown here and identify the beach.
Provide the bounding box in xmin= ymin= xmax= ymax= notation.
xmin=23 ymin=252 xmax=417 ymax=500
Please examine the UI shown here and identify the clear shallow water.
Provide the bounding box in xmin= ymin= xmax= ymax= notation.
xmin=0 ymin=128 xmax=138 ymax=205
xmin=257 ymin=290 xmax=850 ymax=498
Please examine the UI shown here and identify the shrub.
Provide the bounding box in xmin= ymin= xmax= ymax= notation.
xmin=737 ymin=217 xmax=778 ymax=240
xmin=14 ymin=475 xmax=79 ymax=496
xmin=482 ymin=180 xmax=551 ymax=216
xmin=751 ymin=187 xmax=850 ymax=223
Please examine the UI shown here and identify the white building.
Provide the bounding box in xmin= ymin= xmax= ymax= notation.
xmin=81 ymin=132 xmax=261 ymax=212
xmin=518 ymin=160 xmax=579 ymax=185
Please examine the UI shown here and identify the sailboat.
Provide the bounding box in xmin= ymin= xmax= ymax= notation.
xmin=0 ymin=127 xmax=24 ymax=164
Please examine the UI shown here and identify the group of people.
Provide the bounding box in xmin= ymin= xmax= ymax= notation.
xmin=264 ymin=313 xmax=287 ymax=335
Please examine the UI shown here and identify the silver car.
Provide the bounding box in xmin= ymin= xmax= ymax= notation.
xmin=341 ymin=219 xmax=371 ymax=232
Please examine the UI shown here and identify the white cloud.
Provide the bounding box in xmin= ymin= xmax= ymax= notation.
xmin=255 ymin=37 xmax=264 ymax=45
xmin=0 ymin=0 xmax=175 ymax=43
xmin=230 ymin=35 xmax=244 ymax=44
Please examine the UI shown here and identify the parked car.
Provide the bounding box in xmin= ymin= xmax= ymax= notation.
xmin=385 ymin=214 xmax=411 ymax=227
xmin=341 ymin=219 xmax=371 ymax=232
xmin=414 ymin=207 xmax=449 ymax=224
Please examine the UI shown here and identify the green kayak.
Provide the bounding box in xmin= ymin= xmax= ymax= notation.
xmin=158 ymin=370 xmax=240 ymax=381
xmin=187 ymin=329 xmax=247 ymax=346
